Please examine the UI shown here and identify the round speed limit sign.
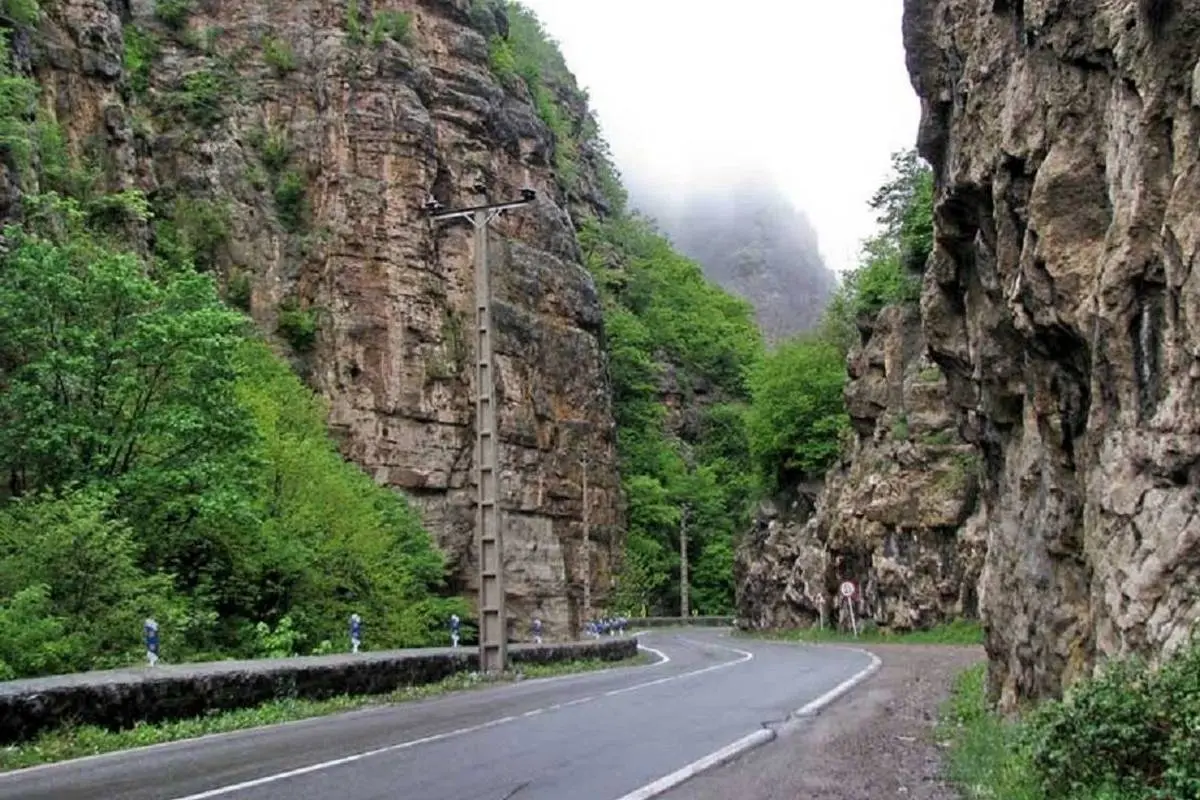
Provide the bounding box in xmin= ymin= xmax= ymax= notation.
xmin=839 ymin=581 xmax=856 ymax=599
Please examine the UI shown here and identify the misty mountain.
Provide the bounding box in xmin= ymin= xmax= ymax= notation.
xmin=628 ymin=180 xmax=837 ymax=343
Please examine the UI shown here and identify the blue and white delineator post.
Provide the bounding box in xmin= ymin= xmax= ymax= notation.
xmin=349 ymin=613 xmax=362 ymax=654
xmin=143 ymin=618 xmax=159 ymax=667
xmin=450 ymin=613 xmax=461 ymax=648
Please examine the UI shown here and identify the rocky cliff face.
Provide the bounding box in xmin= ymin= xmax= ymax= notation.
xmin=736 ymin=305 xmax=984 ymax=631
xmin=632 ymin=181 xmax=836 ymax=342
xmin=29 ymin=0 xmax=623 ymax=636
xmin=905 ymin=0 xmax=1200 ymax=707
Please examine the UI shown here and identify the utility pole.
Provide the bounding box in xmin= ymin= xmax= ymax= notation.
xmin=425 ymin=187 xmax=536 ymax=674
xmin=581 ymin=451 xmax=591 ymax=625
xmin=679 ymin=503 xmax=690 ymax=618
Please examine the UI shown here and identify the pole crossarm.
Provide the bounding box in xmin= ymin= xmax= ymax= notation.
xmin=427 ymin=193 xmax=535 ymax=225
xmin=424 ymin=190 xmax=536 ymax=674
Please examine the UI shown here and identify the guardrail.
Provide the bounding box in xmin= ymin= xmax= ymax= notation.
xmin=0 ymin=638 xmax=638 ymax=745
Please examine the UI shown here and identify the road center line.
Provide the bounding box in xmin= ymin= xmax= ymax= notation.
xmin=164 ymin=636 xmax=755 ymax=800
xmin=604 ymin=639 xmax=752 ymax=698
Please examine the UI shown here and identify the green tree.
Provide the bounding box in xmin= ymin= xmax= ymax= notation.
xmin=746 ymin=337 xmax=849 ymax=492
xmin=869 ymin=147 xmax=935 ymax=270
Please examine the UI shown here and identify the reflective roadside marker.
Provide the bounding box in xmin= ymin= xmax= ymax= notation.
xmin=144 ymin=618 xmax=159 ymax=667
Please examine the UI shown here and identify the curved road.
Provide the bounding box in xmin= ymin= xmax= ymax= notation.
xmin=0 ymin=630 xmax=874 ymax=800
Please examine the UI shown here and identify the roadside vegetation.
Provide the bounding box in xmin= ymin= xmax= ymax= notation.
xmin=940 ymin=639 xmax=1200 ymax=800
xmin=0 ymin=28 xmax=466 ymax=680
xmin=742 ymin=619 xmax=984 ymax=646
xmin=0 ymin=653 xmax=654 ymax=771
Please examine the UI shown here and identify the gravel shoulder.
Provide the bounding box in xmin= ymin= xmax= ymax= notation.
xmin=663 ymin=643 xmax=986 ymax=800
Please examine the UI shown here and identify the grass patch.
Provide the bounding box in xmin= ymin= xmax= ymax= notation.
xmin=939 ymin=664 xmax=1041 ymax=799
xmin=155 ymin=0 xmax=192 ymax=31
xmin=369 ymin=10 xmax=413 ymax=46
xmin=0 ymin=654 xmax=651 ymax=771
xmin=741 ymin=618 xmax=985 ymax=646
xmin=920 ymin=429 xmax=956 ymax=446
xmin=938 ymin=639 xmax=1200 ymax=800
xmin=263 ymin=36 xmax=297 ymax=74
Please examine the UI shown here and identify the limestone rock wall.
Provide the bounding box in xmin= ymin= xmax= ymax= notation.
xmin=904 ymin=0 xmax=1200 ymax=708
xmin=736 ymin=306 xmax=984 ymax=632
xmin=26 ymin=0 xmax=623 ymax=637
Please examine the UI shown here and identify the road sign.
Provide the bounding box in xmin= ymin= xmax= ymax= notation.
xmin=839 ymin=582 xmax=859 ymax=638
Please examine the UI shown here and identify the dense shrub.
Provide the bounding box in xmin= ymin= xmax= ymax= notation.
xmin=1023 ymin=640 xmax=1200 ymax=799
xmin=941 ymin=640 xmax=1200 ymax=800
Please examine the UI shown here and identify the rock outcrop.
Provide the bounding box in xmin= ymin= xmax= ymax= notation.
xmin=736 ymin=306 xmax=984 ymax=631
xmin=27 ymin=0 xmax=623 ymax=635
xmin=904 ymin=0 xmax=1200 ymax=708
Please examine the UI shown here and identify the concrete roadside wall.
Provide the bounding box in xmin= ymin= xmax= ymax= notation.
xmin=0 ymin=639 xmax=639 ymax=745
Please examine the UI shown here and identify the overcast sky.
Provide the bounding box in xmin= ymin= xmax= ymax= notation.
xmin=516 ymin=0 xmax=921 ymax=274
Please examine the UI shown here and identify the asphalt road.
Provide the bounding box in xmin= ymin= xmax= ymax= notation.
xmin=0 ymin=630 xmax=874 ymax=800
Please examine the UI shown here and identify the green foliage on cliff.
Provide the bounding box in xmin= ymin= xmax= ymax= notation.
xmin=746 ymin=338 xmax=849 ymax=491
xmin=820 ymin=149 xmax=931 ymax=356
xmin=0 ymin=35 xmax=464 ymax=678
xmin=580 ymin=214 xmax=762 ymax=616
xmin=483 ymin=2 xmax=581 ymax=185
xmin=942 ymin=639 xmax=1200 ymax=800
xmin=744 ymin=149 xmax=931 ymax=492
xmin=369 ymin=10 xmax=413 ymax=47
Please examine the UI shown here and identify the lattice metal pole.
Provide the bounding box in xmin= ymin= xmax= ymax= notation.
xmin=472 ymin=210 xmax=505 ymax=673
xmin=426 ymin=189 xmax=536 ymax=674
xmin=581 ymin=451 xmax=591 ymax=625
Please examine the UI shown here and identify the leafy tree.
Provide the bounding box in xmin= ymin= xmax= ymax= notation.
xmin=870 ymin=147 xmax=935 ymax=270
xmin=818 ymin=147 xmax=932 ymax=357
xmin=746 ymin=337 xmax=849 ymax=491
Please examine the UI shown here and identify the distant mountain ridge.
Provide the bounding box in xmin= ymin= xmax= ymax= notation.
xmin=629 ymin=181 xmax=836 ymax=343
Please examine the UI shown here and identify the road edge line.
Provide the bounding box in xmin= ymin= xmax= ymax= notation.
xmin=609 ymin=641 xmax=883 ymax=800
xmin=792 ymin=647 xmax=883 ymax=718
xmin=610 ymin=728 xmax=776 ymax=800
xmin=0 ymin=641 xmax=659 ymax=780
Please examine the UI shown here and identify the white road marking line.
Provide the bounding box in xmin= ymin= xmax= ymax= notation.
xmin=793 ymin=649 xmax=883 ymax=717
xmin=610 ymin=729 xmax=776 ymax=800
xmin=636 ymin=642 xmax=670 ymax=666
xmin=611 ymin=645 xmax=884 ymax=800
xmin=604 ymin=639 xmax=752 ymax=698
xmin=166 ymin=714 xmax=519 ymax=800
xmin=1 ymin=642 xmax=660 ymax=780
xmin=161 ymin=636 xmax=754 ymax=800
